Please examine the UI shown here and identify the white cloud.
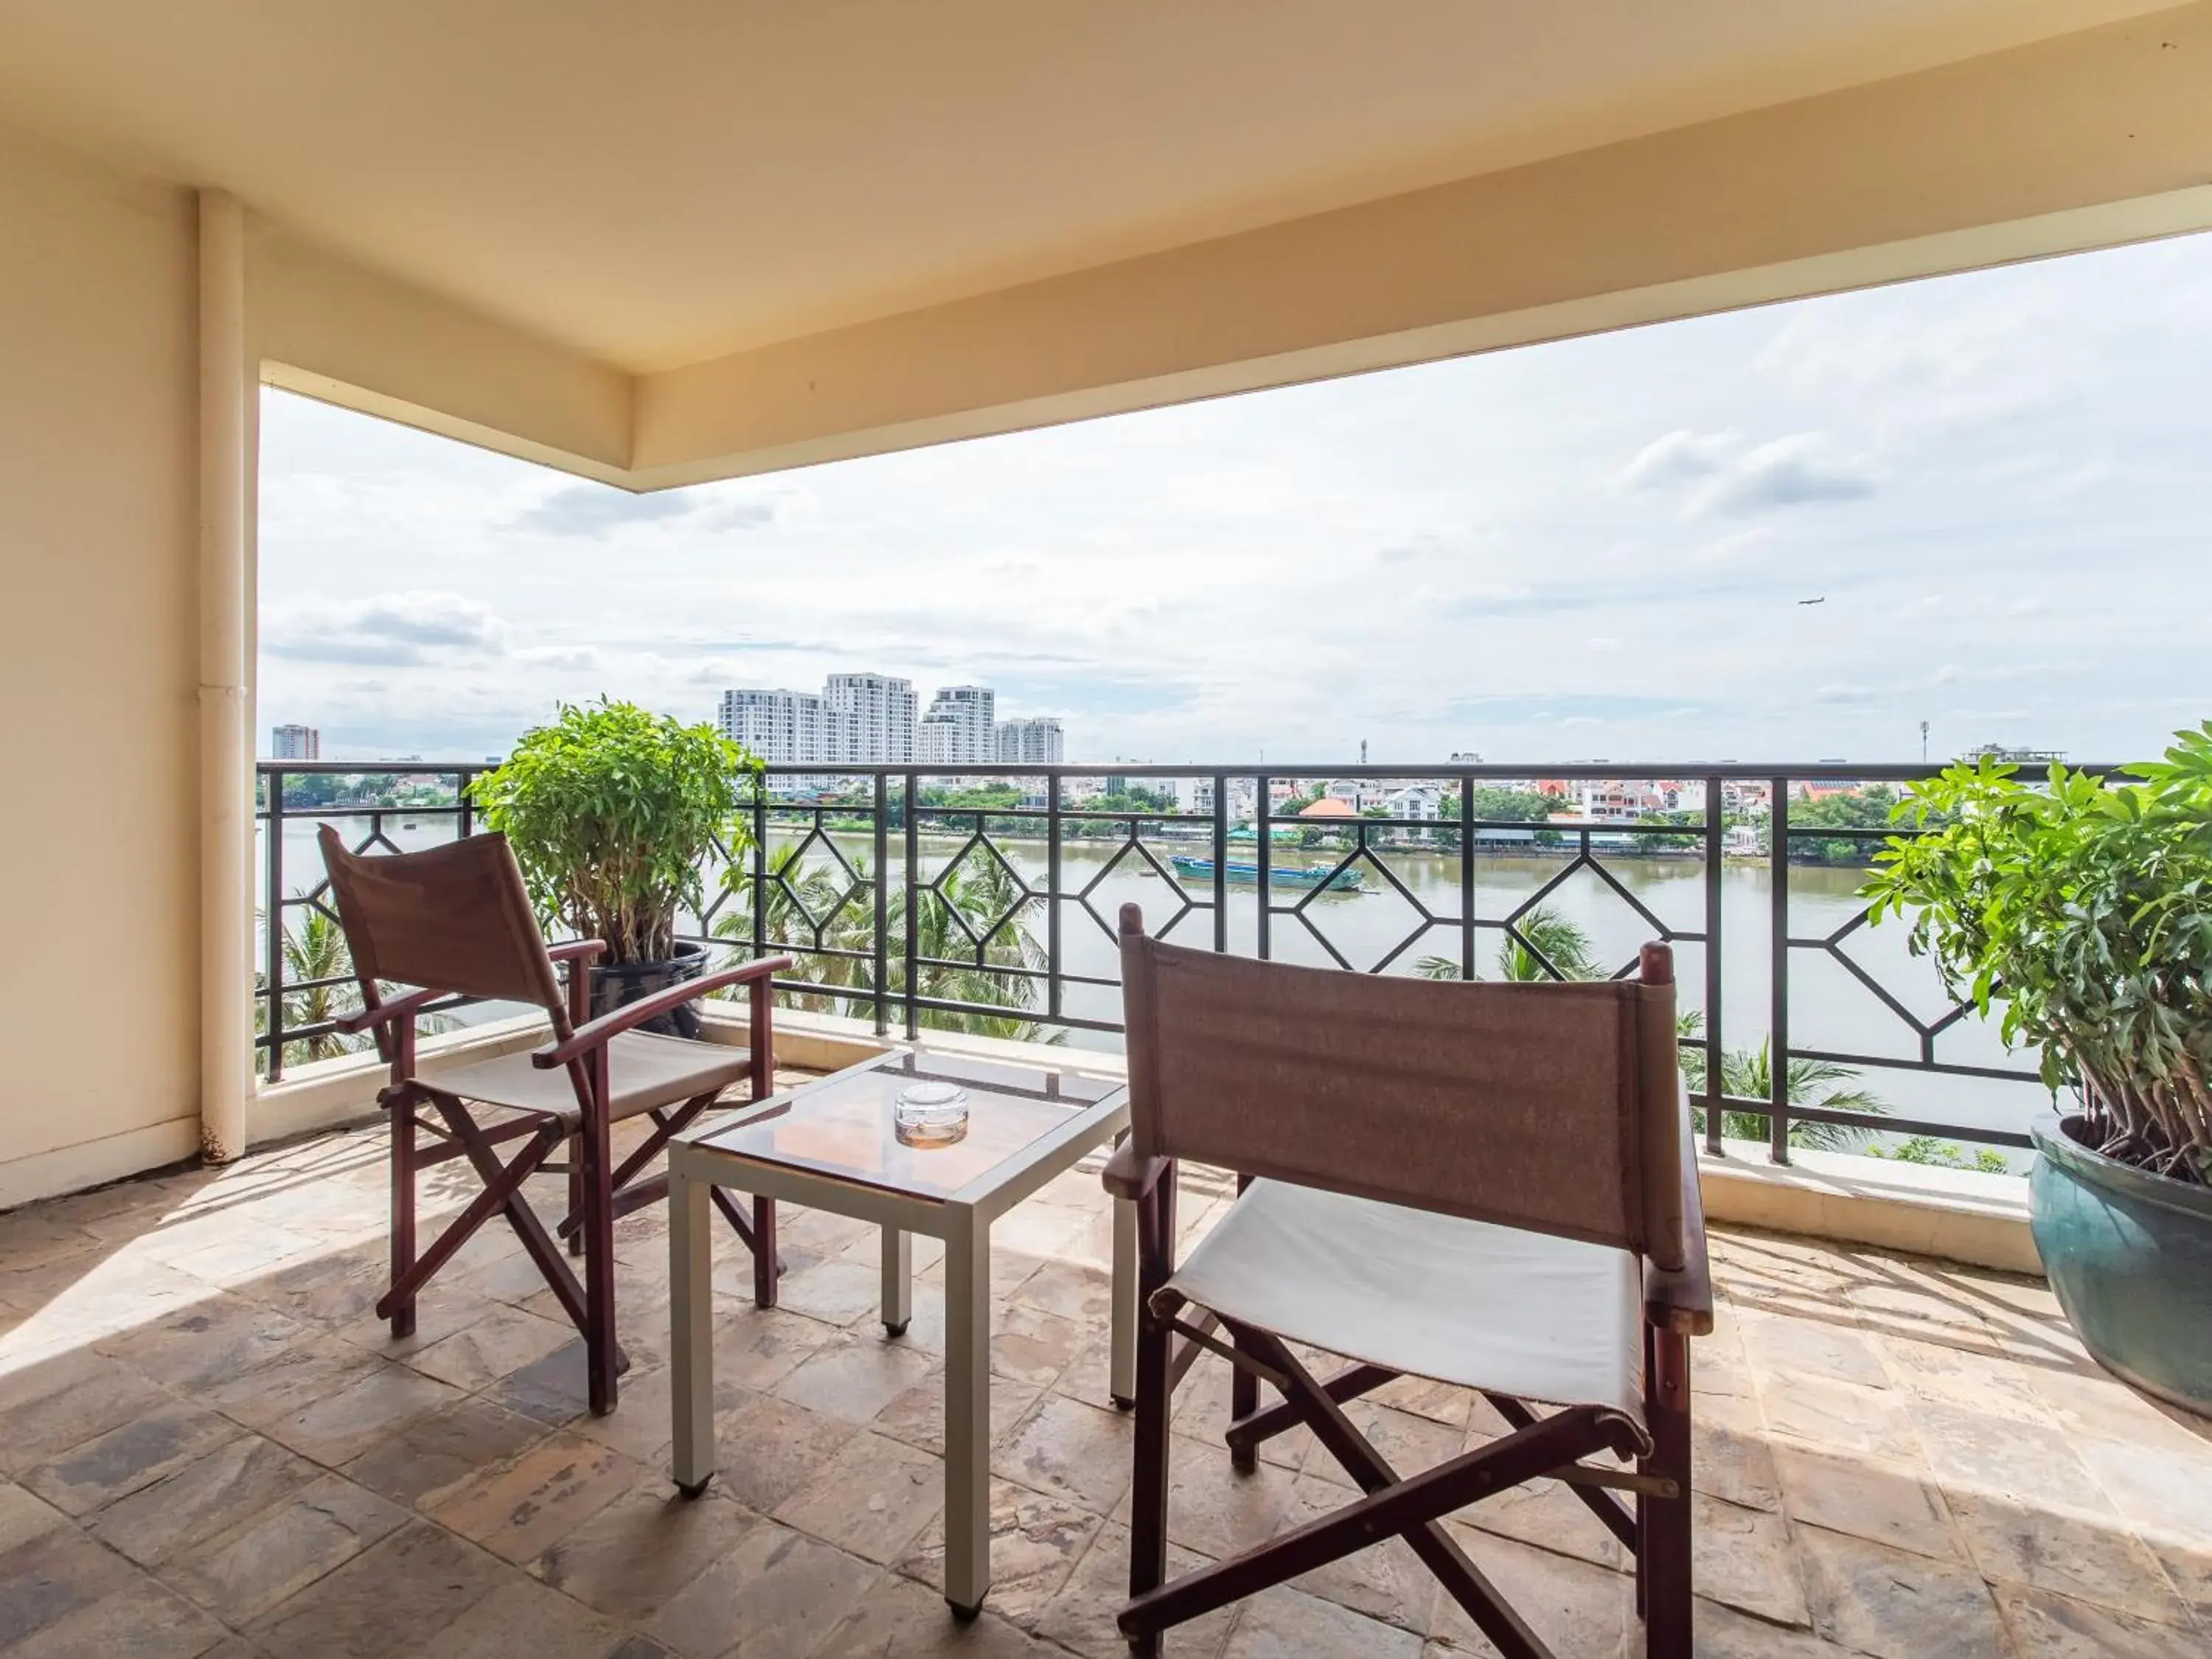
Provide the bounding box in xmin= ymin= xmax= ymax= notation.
xmin=1616 ymin=428 xmax=1738 ymax=493
xmin=514 ymin=483 xmax=695 ymax=537
xmin=263 ymin=591 xmax=507 ymax=667
xmin=1756 ymin=285 xmax=2089 ymax=438
xmin=1617 ymin=428 xmax=1876 ymax=518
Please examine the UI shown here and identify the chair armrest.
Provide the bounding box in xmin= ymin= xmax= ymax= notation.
xmin=332 ymin=985 xmax=446 ymax=1034
xmin=1645 ymin=1088 xmax=1714 ymax=1337
xmin=532 ymin=956 xmax=793 ymax=1068
xmin=1102 ymin=1138 xmax=1170 ymax=1201
xmin=547 ymin=939 xmax=608 ymax=966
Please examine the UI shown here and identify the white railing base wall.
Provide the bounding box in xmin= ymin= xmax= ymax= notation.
xmin=243 ymin=1010 xmax=2040 ymax=1278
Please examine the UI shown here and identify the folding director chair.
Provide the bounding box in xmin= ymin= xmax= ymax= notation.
xmin=1107 ymin=903 xmax=1710 ymax=1658
xmin=320 ymin=826 xmax=793 ymax=1413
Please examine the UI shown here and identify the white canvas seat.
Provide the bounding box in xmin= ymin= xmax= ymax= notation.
xmin=1168 ymin=1179 xmax=1647 ymax=1431
xmin=425 ymin=1030 xmax=754 ymax=1124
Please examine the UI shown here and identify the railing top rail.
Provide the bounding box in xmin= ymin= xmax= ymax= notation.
xmin=256 ymin=759 xmax=2120 ymax=783
xmin=259 ymin=759 xmax=485 ymax=775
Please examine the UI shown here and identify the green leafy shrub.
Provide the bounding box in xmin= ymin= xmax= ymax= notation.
xmin=470 ymin=700 xmax=762 ymax=964
xmin=1865 ymin=721 xmax=2212 ymax=1183
xmin=1865 ymin=1137 xmax=2011 ymax=1175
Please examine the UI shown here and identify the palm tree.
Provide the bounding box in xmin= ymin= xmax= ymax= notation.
xmin=1413 ymin=903 xmax=1600 ymax=982
xmin=717 ymin=841 xmax=866 ymax=1015
xmin=258 ymin=903 xmax=457 ymax=1074
xmin=723 ymin=844 xmax=1058 ymax=1042
xmin=1677 ymin=1010 xmax=1886 ymax=1151
xmin=899 ymin=850 xmax=1058 ymax=1043
xmin=279 ymin=908 xmax=364 ymax=1063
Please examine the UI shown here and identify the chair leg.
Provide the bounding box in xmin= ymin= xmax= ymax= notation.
xmin=1121 ymin=1399 xmax=1608 ymax=1648
xmin=1485 ymin=1390 xmax=1637 ymax=1552
xmin=1641 ymin=1326 xmax=1694 ymax=1659
xmin=388 ymin=1102 xmax=417 ymax=1340
xmin=578 ymin=1107 xmax=620 ymax=1415
xmin=751 ymin=1196 xmax=779 ymax=1308
xmin=566 ymin=1144 xmax=585 ymax=1257
xmin=1228 ymin=1173 xmax=1259 ymax=1470
xmin=1125 ymin=1174 xmax=1178 ymax=1658
xmin=1246 ymin=1330 xmax=1553 ymax=1659
xmin=378 ymin=1122 xmax=559 ymax=1320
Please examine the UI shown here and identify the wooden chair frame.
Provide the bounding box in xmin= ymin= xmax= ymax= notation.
xmin=1105 ymin=922 xmax=1711 ymax=1659
xmin=338 ymin=936 xmax=794 ymax=1415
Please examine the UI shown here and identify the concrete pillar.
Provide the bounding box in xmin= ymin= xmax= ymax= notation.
xmin=198 ymin=189 xmax=253 ymax=1163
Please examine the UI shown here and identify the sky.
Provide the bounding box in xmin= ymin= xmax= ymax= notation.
xmin=259 ymin=230 xmax=2212 ymax=767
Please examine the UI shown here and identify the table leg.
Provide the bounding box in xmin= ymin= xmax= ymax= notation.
xmin=882 ymin=1225 xmax=912 ymax=1338
xmin=1110 ymin=1194 xmax=1138 ymax=1409
xmin=669 ymin=1167 xmax=716 ymax=1498
xmin=942 ymin=1211 xmax=992 ymax=1617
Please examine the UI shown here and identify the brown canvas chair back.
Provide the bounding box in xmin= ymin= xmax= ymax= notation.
xmin=319 ymin=825 xmax=566 ymax=1015
xmin=1119 ymin=906 xmax=1686 ymax=1270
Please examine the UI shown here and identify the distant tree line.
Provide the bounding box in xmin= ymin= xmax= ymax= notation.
xmin=1789 ymin=785 xmax=1906 ymax=865
xmin=267 ymin=772 xmax=460 ymax=811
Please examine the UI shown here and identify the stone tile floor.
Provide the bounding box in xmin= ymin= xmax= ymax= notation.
xmin=4 ymin=1107 xmax=2211 ymax=1657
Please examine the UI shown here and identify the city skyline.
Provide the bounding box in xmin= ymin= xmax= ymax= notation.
xmin=714 ymin=673 xmax=1065 ymax=775
xmin=258 ymin=229 xmax=2212 ymax=767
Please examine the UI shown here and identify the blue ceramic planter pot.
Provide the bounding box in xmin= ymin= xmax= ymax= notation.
xmin=2030 ymin=1113 xmax=2212 ymax=1413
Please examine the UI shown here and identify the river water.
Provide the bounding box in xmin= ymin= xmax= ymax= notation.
xmin=266 ymin=815 xmax=2051 ymax=1153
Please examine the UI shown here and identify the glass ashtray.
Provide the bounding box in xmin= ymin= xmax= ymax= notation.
xmin=894 ymin=1081 xmax=971 ymax=1147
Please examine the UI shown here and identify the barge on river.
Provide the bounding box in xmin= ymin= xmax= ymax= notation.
xmin=1167 ymin=854 xmax=1364 ymax=892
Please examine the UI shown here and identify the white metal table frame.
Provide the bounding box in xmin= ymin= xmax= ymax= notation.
xmin=667 ymin=1051 xmax=1138 ymax=1616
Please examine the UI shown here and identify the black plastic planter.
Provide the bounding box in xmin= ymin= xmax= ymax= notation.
xmin=587 ymin=940 xmax=709 ymax=1040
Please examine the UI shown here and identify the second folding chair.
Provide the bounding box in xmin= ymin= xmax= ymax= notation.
xmin=1107 ymin=904 xmax=1710 ymax=1659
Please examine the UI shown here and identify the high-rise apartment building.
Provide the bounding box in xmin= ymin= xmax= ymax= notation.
xmin=994 ymin=716 xmax=1064 ymax=765
xmin=825 ymin=673 xmax=916 ymax=763
xmin=717 ymin=688 xmax=852 ymax=766
xmin=917 ymin=685 xmax=995 ymax=765
xmin=271 ymin=723 xmax=320 ymax=760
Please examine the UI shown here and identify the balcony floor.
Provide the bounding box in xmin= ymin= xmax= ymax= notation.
xmin=2 ymin=1110 xmax=2209 ymax=1658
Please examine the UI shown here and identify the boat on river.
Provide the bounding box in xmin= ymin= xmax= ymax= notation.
xmin=1169 ymin=854 xmax=1363 ymax=891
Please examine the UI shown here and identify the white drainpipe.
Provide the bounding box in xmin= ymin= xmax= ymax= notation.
xmin=198 ymin=189 xmax=252 ymax=1163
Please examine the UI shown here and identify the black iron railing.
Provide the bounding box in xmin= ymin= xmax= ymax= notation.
xmin=257 ymin=764 xmax=481 ymax=1081
xmin=257 ymin=759 xmax=2093 ymax=1161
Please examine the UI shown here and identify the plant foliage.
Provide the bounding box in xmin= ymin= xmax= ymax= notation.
xmin=1677 ymin=1012 xmax=1887 ymax=1152
xmin=1864 ymin=722 xmax=2212 ymax=1183
xmin=470 ymin=700 xmax=762 ymax=964
xmin=1414 ymin=902 xmax=1601 ymax=983
xmin=717 ymin=841 xmax=1057 ymax=1042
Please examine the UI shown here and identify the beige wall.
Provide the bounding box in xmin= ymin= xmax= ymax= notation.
xmin=0 ymin=128 xmax=202 ymax=1205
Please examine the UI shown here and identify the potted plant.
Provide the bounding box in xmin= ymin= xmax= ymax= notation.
xmin=470 ymin=700 xmax=760 ymax=1037
xmin=1865 ymin=721 xmax=2212 ymax=1410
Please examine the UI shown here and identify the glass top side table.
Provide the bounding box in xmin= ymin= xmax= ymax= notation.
xmin=667 ymin=1049 xmax=1135 ymax=1617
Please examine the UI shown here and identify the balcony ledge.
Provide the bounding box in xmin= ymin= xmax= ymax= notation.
xmin=1697 ymin=1138 xmax=2034 ymax=1276
xmin=251 ymin=1004 xmax=2039 ymax=1277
